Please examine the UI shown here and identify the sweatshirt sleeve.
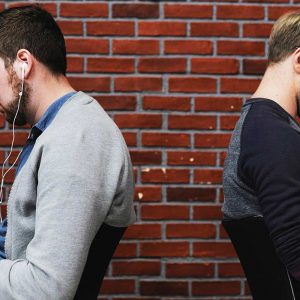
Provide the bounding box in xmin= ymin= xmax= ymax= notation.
xmin=0 ymin=123 xmax=135 ymax=299
xmin=239 ymin=107 xmax=300 ymax=281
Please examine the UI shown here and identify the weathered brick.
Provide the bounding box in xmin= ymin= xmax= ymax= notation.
xmin=139 ymin=22 xmax=186 ymax=36
xmin=113 ymin=3 xmax=159 ymax=18
xmin=60 ymin=3 xmax=108 ymax=17
xmin=191 ymin=22 xmax=239 ymax=37
xmin=165 ymin=4 xmax=213 ymax=18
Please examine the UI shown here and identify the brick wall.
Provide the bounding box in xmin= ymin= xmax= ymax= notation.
xmin=0 ymin=0 xmax=296 ymax=299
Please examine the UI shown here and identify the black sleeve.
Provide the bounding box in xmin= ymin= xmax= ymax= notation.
xmin=239 ymin=105 xmax=300 ymax=280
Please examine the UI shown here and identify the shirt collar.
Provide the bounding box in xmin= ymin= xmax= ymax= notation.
xmin=29 ymin=91 xmax=77 ymax=141
xmin=35 ymin=91 xmax=77 ymax=132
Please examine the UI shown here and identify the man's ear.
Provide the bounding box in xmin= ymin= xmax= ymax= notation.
xmin=293 ymin=48 xmax=300 ymax=74
xmin=13 ymin=49 xmax=32 ymax=80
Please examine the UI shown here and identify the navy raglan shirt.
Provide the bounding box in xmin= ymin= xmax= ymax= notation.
xmin=0 ymin=91 xmax=76 ymax=259
xmin=237 ymin=98 xmax=300 ymax=280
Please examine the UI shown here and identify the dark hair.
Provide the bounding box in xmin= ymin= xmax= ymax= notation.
xmin=0 ymin=5 xmax=66 ymax=75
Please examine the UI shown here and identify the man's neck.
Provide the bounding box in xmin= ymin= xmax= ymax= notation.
xmin=251 ymin=64 xmax=297 ymax=118
xmin=27 ymin=75 xmax=75 ymax=126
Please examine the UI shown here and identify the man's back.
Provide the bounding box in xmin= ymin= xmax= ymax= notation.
xmin=1 ymin=91 xmax=136 ymax=299
xmin=222 ymin=97 xmax=300 ymax=281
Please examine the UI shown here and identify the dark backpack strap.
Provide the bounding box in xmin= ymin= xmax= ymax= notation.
xmin=222 ymin=216 xmax=297 ymax=300
xmin=73 ymin=223 xmax=127 ymax=300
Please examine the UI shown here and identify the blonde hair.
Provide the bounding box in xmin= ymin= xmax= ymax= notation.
xmin=268 ymin=11 xmax=300 ymax=65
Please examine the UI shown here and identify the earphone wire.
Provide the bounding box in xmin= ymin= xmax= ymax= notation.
xmin=0 ymin=73 xmax=26 ymax=224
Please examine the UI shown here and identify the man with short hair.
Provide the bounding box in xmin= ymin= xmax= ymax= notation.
xmin=0 ymin=5 xmax=136 ymax=299
xmin=222 ymin=11 xmax=300 ymax=283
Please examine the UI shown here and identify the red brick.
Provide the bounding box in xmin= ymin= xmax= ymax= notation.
xmin=243 ymin=0 xmax=288 ymax=2
xmin=113 ymin=39 xmax=159 ymax=55
xmin=113 ymin=3 xmax=159 ymax=18
xmin=268 ymin=6 xmax=300 ymax=20
xmin=60 ymin=3 xmax=108 ymax=17
xmin=220 ymin=223 xmax=229 ymax=239
xmin=113 ymin=298 xmax=157 ymax=300
xmin=141 ymin=205 xmax=189 ymax=220
xmin=221 ymin=115 xmax=240 ymax=130
xmin=57 ymin=21 xmax=83 ymax=35
xmin=140 ymin=281 xmax=188 ymax=296
xmin=8 ymin=3 xmax=56 ymax=16
xmin=143 ymin=96 xmax=190 ymax=111
xmin=218 ymin=41 xmax=265 ymax=56
xmin=0 ymin=151 xmax=5 ymax=164
xmin=142 ymin=132 xmax=190 ymax=147
xmin=121 ymin=132 xmax=137 ymax=147
xmin=138 ymin=58 xmax=186 ymax=73
xmin=193 ymin=242 xmax=237 ymax=258
xmin=194 ymin=169 xmax=223 ymax=184
xmin=113 ymin=243 xmax=137 ymax=258
xmin=164 ymin=40 xmax=212 ymax=54
xmin=65 ymin=38 xmax=109 ymax=54
xmin=0 ymin=115 xmax=5 ymax=128
xmin=198 ymin=0 xmax=238 ymax=1
xmin=130 ymin=150 xmax=162 ymax=165
xmin=167 ymin=223 xmax=216 ymax=238
xmin=123 ymin=223 xmax=161 ymax=239
xmin=87 ymin=58 xmax=134 ymax=73
xmin=191 ymin=58 xmax=239 ymax=74
xmin=243 ymin=59 xmax=268 ymax=75
xmin=195 ymin=97 xmax=243 ymax=112
xmin=193 ymin=204 xmax=224 ymax=220
xmin=166 ymin=262 xmax=214 ymax=278
xmin=1 ymin=168 xmax=15 ymax=184
xmin=217 ymin=5 xmax=264 ymax=19
xmin=113 ymin=260 xmax=161 ymax=276
xmin=192 ymin=281 xmax=240 ymax=296
xmin=115 ymin=77 xmax=162 ymax=92
xmin=186 ymin=134 xmax=218 ymax=151
xmin=94 ymin=95 xmax=136 ymax=111
xmin=219 ymin=262 xmax=245 ymax=277
xmin=139 ymin=22 xmax=186 ymax=36
xmin=0 ymin=132 xmax=28 ymax=146
xmin=68 ymin=77 xmax=110 ymax=92
xmin=164 ymin=4 xmax=213 ymax=18
xmin=134 ymin=186 xmax=162 ymax=202
xmin=0 ymin=205 xmax=7 ymax=219
xmin=243 ymin=23 xmax=272 ymax=37
xmin=100 ymin=279 xmax=135 ymax=294
xmin=220 ymin=151 xmax=227 ymax=167
xmin=167 ymin=187 xmax=216 ymax=202
xmin=67 ymin=56 xmax=83 ymax=73
xmin=87 ymin=21 xmax=134 ymax=36
xmin=140 ymin=242 xmax=189 ymax=257
xmin=141 ymin=168 xmax=189 ymax=184
xmin=168 ymin=115 xmax=216 ymax=130
xmin=221 ymin=78 xmax=260 ymax=93
xmin=167 ymin=151 xmax=216 ymax=166
xmin=169 ymin=77 xmax=216 ymax=93
xmin=7 ymin=150 xmax=21 ymax=165
xmin=114 ymin=114 xmax=162 ymax=129
xmin=191 ymin=22 xmax=238 ymax=37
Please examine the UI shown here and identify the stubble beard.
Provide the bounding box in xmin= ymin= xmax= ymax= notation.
xmin=5 ymin=66 xmax=30 ymax=126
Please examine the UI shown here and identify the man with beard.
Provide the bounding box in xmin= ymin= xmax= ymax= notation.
xmin=0 ymin=5 xmax=136 ymax=299
xmin=222 ymin=11 xmax=300 ymax=288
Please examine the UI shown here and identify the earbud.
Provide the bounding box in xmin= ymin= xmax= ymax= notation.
xmin=21 ymin=62 xmax=26 ymax=81
xmin=19 ymin=62 xmax=26 ymax=96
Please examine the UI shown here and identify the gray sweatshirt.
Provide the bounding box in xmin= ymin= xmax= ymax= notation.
xmin=0 ymin=91 xmax=136 ymax=299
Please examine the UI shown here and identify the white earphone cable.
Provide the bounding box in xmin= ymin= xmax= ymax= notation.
xmin=0 ymin=67 xmax=26 ymax=223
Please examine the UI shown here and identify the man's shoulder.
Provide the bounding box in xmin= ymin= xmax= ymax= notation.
xmin=242 ymin=101 xmax=296 ymax=143
xmin=40 ymin=92 xmax=124 ymax=145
